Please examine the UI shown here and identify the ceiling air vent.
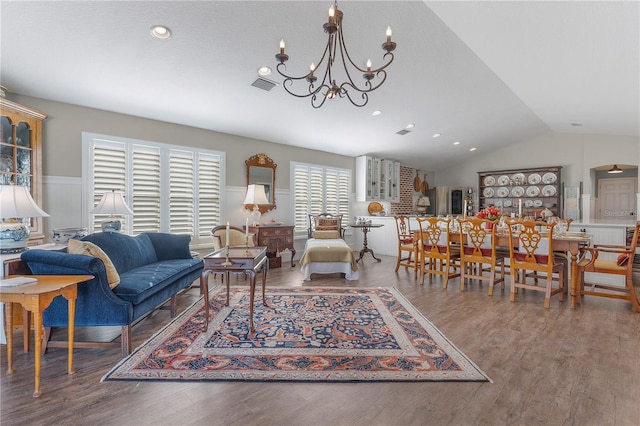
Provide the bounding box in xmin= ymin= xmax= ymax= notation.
xmin=396 ymin=129 xmax=411 ymax=135
xmin=251 ymin=77 xmax=278 ymax=91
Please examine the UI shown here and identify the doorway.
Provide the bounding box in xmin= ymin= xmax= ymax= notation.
xmin=597 ymin=177 xmax=637 ymax=219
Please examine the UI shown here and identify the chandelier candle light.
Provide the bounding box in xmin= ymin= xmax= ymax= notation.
xmin=222 ymin=222 xmax=233 ymax=266
xmin=275 ymin=1 xmax=397 ymax=108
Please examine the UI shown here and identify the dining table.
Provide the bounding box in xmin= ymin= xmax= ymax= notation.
xmin=413 ymin=227 xmax=591 ymax=307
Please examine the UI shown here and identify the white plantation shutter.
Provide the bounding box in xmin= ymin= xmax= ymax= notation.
xmin=291 ymin=162 xmax=351 ymax=236
xmin=169 ymin=151 xmax=195 ymax=234
xmin=132 ymin=146 xmax=161 ymax=234
xmin=84 ymin=133 xmax=224 ymax=246
xmin=197 ymin=155 xmax=221 ymax=238
xmin=92 ymin=143 xmax=128 ymax=233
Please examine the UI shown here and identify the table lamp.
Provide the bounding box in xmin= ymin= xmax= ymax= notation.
xmin=0 ymin=184 xmax=50 ymax=254
xmin=90 ymin=189 xmax=134 ymax=232
xmin=243 ymin=184 xmax=269 ymax=226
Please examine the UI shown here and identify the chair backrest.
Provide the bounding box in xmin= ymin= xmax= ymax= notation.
xmin=211 ymin=225 xmax=256 ymax=250
xmin=416 ymin=217 xmax=452 ymax=258
xmin=456 ymin=217 xmax=497 ymax=260
xmin=621 ymin=221 xmax=640 ymax=266
xmin=394 ymin=215 xmax=413 ymax=244
xmin=507 ymin=219 xmax=555 ymax=270
xmin=308 ymin=213 xmax=343 ymax=239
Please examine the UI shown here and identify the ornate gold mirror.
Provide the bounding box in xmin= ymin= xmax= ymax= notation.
xmin=245 ymin=153 xmax=276 ymax=214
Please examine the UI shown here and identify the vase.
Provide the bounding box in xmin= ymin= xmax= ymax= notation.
xmin=52 ymin=227 xmax=89 ymax=244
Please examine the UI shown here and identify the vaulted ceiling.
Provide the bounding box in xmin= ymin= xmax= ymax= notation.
xmin=1 ymin=1 xmax=638 ymax=171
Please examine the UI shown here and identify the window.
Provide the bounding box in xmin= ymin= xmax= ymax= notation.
xmin=82 ymin=133 xmax=224 ymax=246
xmin=290 ymin=162 xmax=351 ymax=236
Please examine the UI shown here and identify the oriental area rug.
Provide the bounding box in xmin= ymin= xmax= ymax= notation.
xmin=102 ymin=286 xmax=490 ymax=383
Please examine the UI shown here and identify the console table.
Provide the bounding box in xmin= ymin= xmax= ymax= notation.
xmin=246 ymin=225 xmax=296 ymax=268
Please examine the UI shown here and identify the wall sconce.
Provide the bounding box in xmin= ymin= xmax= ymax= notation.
xmin=243 ymin=184 xmax=269 ymax=226
xmin=90 ymin=190 xmax=134 ymax=232
xmin=0 ymin=184 xmax=49 ymax=253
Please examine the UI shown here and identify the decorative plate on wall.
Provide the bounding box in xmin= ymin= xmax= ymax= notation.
xmin=528 ymin=173 xmax=542 ymax=185
xmin=497 ymin=175 xmax=510 ymax=186
xmin=483 ymin=176 xmax=496 ymax=186
xmin=542 ymin=185 xmax=557 ymax=197
xmin=497 ymin=187 xmax=510 ymax=198
xmin=483 ymin=187 xmax=495 ymax=197
xmin=542 ymin=172 xmax=557 ymax=184
xmin=511 ymin=186 xmax=525 ymax=197
xmin=512 ymin=173 xmax=526 ymax=184
xmin=526 ymin=186 xmax=540 ymax=197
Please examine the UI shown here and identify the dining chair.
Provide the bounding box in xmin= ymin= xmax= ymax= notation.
xmin=415 ymin=217 xmax=460 ymax=288
xmin=507 ymin=219 xmax=565 ymax=308
xmin=394 ymin=215 xmax=416 ymax=272
xmin=578 ymin=221 xmax=640 ymax=312
xmin=456 ymin=217 xmax=506 ymax=294
xmin=525 ymin=217 xmax=572 ymax=289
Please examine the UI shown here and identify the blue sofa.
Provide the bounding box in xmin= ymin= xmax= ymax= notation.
xmin=21 ymin=232 xmax=203 ymax=356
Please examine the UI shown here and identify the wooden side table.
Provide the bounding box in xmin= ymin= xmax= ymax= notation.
xmin=1 ymin=274 xmax=93 ymax=397
xmin=350 ymin=223 xmax=385 ymax=262
xmin=246 ymin=225 xmax=296 ymax=267
xmin=200 ymin=247 xmax=268 ymax=332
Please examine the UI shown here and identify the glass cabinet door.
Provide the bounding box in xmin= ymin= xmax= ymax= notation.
xmin=0 ymin=98 xmax=46 ymax=244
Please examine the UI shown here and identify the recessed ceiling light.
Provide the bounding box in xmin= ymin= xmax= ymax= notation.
xmin=372 ymin=110 xmax=382 ymax=116
xmin=405 ymin=123 xmax=415 ymax=130
xmin=469 ymin=147 xmax=477 ymax=152
xmin=150 ymin=25 xmax=171 ymax=39
xmin=257 ymin=66 xmax=272 ymax=76
xmin=453 ymin=141 xmax=461 ymax=145
xmin=432 ymin=133 xmax=440 ymax=138
xmin=570 ymin=122 xmax=583 ymax=127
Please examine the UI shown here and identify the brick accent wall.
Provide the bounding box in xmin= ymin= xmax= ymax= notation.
xmin=390 ymin=165 xmax=416 ymax=215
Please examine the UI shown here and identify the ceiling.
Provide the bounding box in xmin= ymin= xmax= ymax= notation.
xmin=1 ymin=1 xmax=638 ymax=171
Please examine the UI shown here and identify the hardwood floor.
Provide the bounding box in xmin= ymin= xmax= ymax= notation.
xmin=2 ymin=255 xmax=639 ymax=426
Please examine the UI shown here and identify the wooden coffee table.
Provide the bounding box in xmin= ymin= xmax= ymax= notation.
xmin=200 ymin=247 xmax=268 ymax=332
xmin=1 ymin=274 xmax=93 ymax=397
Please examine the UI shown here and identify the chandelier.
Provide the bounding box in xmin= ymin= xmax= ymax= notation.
xmin=275 ymin=1 xmax=396 ymax=108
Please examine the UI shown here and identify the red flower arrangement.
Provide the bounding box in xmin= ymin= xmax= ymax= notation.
xmin=476 ymin=206 xmax=501 ymax=220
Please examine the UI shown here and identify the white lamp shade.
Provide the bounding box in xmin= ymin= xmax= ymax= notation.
xmin=91 ymin=190 xmax=134 ymax=215
xmin=424 ymin=197 xmax=431 ymax=207
xmin=242 ymin=184 xmax=269 ymax=205
xmin=0 ymin=184 xmax=49 ymax=218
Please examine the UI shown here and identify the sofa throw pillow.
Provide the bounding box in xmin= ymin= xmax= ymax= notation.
xmin=617 ymin=253 xmax=630 ymax=267
xmin=314 ymin=230 xmax=341 ymax=239
xmin=315 ymin=217 xmax=341 ymax=232
xmin=143 ymin=232 xmax=193 ymax=260
xmin=68 ymin=239 xmax=120 ymax=288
